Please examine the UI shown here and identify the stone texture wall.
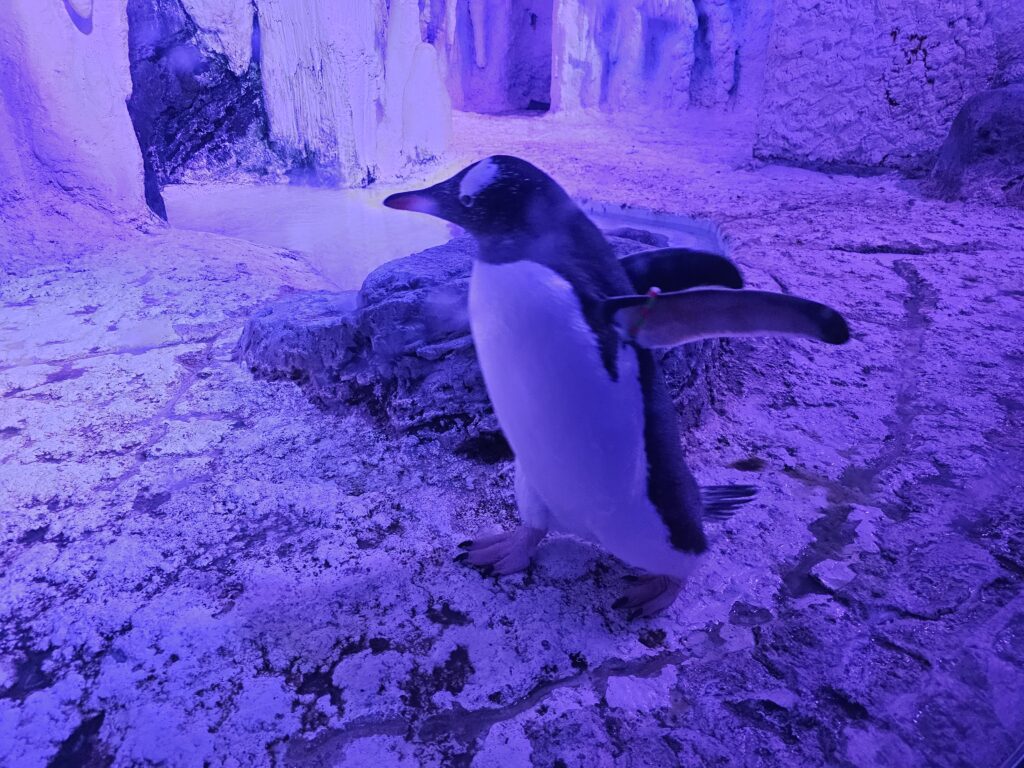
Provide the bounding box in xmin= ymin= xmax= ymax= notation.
xmin=552 ymin=0 xmax=700 ymax=113
xmin=753 ymin=0 xmax=1020 ymax=171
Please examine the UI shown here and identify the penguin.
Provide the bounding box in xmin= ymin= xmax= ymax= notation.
xmin=384 ymin=155 xmax=849 ymax=617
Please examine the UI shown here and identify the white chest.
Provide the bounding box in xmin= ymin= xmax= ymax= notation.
xmin=468 ymin=260 xmax=650 ymax=526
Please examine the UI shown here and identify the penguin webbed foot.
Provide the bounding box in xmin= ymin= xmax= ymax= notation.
xmin=455 ymin=525 xmax=546 ymax=576
xmin=614 ymin=574 xmax=683 ymax=619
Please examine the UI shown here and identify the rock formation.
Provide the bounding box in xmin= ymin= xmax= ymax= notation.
xmin=931 ymin=84 xmax=1024 ymax=206
xmin=237 ymin=231 xmax=720 ymax=453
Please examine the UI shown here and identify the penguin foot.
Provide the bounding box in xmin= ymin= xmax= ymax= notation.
xmin=456 ymin=525 xmax=546 ymax=576
xmin=613 ymin=575 xmax=682 ymax=619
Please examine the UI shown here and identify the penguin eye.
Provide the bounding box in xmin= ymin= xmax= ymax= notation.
xmin=459 ymin=194 xmax=475 ymax=208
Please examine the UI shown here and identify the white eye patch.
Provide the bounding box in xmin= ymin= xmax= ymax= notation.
xmin=459 ymin=157 xmax=500 ymax=199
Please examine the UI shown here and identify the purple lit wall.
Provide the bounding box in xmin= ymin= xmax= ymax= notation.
xmin=1 ymin=1 xmax=1023 ymax=767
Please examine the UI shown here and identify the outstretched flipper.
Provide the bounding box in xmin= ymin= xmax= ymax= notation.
xmin=607 ymin=288 xmax=850 ymax=348
xmin=620 ymin=248 xmax=744 ymax=294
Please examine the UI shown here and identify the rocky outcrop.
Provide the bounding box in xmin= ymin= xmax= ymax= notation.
xmin=238 ymin=237 xmax=485 ymax=440
xmin=237 ymin=231 xmax=720 ymax=452
xmin=931 ymin=85 xmax=1024 ymax=206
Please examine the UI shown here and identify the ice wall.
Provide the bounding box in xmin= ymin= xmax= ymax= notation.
xmin=550 ymin=0 xmax=756 ymax=114
xmin=0 ymin=1 xmax=146 ymax=225
xmin=258 ymin=0 xmax=448 ymax=185
xmin=126 ymin=0 xmax=279 ymax=218
xmin=431 ymin=0 xmax=554 ymax=113
xmin=553 ymin=1 xmax=698 ymax=113
xmin=130 ymin=0 xmax=451 ymax=188
xmin=754 ymin=0 xmax=1024 ymax=171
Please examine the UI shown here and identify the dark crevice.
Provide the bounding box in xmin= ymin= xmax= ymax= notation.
xmin=125 ymin=0 xmax=281 ymax=217
xmin=48 ymin=713 xmax=111 ymax=768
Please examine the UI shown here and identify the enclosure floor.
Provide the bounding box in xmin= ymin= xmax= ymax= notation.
xmin=2 ymin=112 xmax=1023 ymax=767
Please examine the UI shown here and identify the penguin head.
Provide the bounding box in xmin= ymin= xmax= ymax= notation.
xmin=383 ymin=155 xmax=574 ymax=238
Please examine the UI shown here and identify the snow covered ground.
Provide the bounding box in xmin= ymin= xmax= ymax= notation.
xmin=1 ymin=110 xmax=1023 ymax=766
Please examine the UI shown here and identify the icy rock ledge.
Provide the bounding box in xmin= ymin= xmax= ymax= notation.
xmin=931 ymin=84 xmax=1024 ymax=207
xmin=237 ymin=230 xmax=721 ymax=454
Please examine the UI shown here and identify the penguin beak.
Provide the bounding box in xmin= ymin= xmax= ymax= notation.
xmin=383 ymin=189 xmax=443 ymax=217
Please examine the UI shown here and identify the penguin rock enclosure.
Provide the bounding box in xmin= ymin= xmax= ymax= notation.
xmin=1 ymin=2 xmax=1023 ymax=767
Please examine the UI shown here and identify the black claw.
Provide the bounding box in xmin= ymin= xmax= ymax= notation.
xmin=612 ymin=596 xmax=629 ymax=610
xmin=623 ymin=574 xmax=639 ymax=583
xmin=454 ymin=552 xmax=469 ymax=563
xmin=458 ymin=540 xmax=473 ymax=549
xmin=628 ymin=608 xmax=643 ymax=621
xmin=479 ymin=565 xmax=494 ymax=577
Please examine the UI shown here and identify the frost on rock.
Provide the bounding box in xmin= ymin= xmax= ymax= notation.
xmin=754 ymin=0 xmax=1020 ymax=171
xmin=122 ymin=0 xmax=452 ymax=195
xmin=126 ymin=0 xmax=281 ymax=215
xmin=179 ymin=0 xmax=255 ymax=76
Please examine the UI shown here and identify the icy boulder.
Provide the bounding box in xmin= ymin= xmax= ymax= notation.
xmin=0 ymin=1 xmax=145 ymax=220
xmin=931 ymin=85 xmax=1024 ymax=207
xmin=754 ymin=0 xmax=1006 ymax=171
xmin=237 ymin=230 xmax=720 ymax=451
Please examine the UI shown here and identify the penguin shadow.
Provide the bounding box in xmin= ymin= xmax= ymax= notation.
xmin=63 ymin=0 xmax=93 ymax=35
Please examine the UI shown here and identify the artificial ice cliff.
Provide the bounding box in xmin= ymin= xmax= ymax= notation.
xmin=1 ymin=1 xmax=1024 ymax=767
xmin=4 ymin=0 xmax=1023 ymax=227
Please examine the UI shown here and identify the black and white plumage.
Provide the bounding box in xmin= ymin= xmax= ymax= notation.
xmin=384 ymin=155 xmax=849 ymax=617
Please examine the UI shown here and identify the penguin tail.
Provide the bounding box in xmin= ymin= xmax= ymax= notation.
xmin=701 ymin=484 xmax=757 ymax=521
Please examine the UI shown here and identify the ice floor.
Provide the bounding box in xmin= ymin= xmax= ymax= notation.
xmin=1 ymin=112 xmax=1023 ymax=767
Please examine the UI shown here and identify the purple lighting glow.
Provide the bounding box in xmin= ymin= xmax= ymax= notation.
xmin=0 ymin=2 xmax=1022 ymax=767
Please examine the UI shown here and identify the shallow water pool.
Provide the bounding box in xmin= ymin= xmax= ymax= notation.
xmin=164 ymin=183 xmax=723 ymax=290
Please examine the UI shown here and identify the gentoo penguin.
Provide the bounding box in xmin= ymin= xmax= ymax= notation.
xmin=384 ymin=156 xmax=849 ymax=617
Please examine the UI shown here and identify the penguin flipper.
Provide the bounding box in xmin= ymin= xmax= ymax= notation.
xmin=607 ymin=288 xmax=851 ymax=348
xmin=619 ymin=248 xmax=744 ymax=293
